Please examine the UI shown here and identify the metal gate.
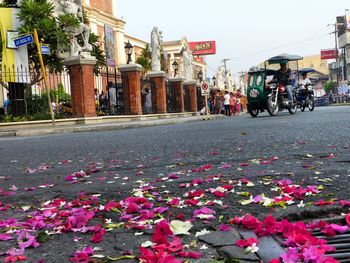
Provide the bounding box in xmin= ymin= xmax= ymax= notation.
xmin=140 ymin=78 xmax=156 ymax=114
xmin=183 ymin=85 xmax=191 ymax=112
xmin=196 ymin=85 xmax=203 ymax=111
xmin=166 ymin=81 xmax=177 ymax=113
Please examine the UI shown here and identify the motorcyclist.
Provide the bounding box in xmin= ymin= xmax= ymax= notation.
xmin=299 ymin=72 xmax=311 ymax=89
xmin=271 ymin=62 xmax=294 ymax=104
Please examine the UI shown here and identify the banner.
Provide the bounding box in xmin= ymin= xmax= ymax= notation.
xmin=189 ymin=41 xmax=216 ymax=56
xmin=0 ymin=8 xmax=29 ymax=83
xmin=321 ymin=49 xmax=337 ymax=60
xmin=104 ymin=25 xmax=116 ymax=67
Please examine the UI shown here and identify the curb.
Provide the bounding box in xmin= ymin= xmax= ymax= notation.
xmin=10 ymin=115 xmax=224 ymax=138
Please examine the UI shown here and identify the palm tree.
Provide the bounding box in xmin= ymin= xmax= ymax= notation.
xmin=136 ymin=44 xmax=152 ymax=77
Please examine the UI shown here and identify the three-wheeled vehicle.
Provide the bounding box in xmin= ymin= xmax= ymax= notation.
xmin=295 ymin=68 xmax=315 ymax=112
xmin=247 ymin=54 xmax=303 ymax=117
xmin=246 ymin=68 xmax=276 ymax=117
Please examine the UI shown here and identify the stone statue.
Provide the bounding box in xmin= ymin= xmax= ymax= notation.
xmin=50 ymin=0 xmax=93 ymax=60
xmin=150 ymin=27 xmax=162 ymax=72
xmin=226 ymin=72 xmax=233 ymax=90
xmin=216 ymin=66 xmax=225 ymax=89
xmin=183 ymin=47 xmax=193 ymax=80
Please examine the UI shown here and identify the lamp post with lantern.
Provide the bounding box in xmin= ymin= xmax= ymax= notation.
xmin=124 ymin=41 xmax=134 ymax=64
xmin=172 ymin=60 xmax=179 ymax=77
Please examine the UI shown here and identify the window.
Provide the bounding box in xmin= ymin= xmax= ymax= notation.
xmin=249 ymin=76 xmax=254 ymax=87
xmin=256 ymin=75 xmax=262 ymax=86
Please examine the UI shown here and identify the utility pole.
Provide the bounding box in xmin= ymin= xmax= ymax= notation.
xmin=328 ymin=23 xmax=339 ymax=85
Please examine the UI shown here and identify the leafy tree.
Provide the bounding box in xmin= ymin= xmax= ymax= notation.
xmin=14 ymin=0 xmax=105 ymax=84
xmin=324 ymin=80 xmax=337 ymax=94
xmin=136 ymin=44 xmax=151 ymax=77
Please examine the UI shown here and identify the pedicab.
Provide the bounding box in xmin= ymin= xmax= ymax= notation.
xmin=246 ymin=67 xmax=277 ymax=117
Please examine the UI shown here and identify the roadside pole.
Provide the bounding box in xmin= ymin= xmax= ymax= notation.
xmin=201 ymin=82 xmax=210 ymax=115
xmin=33 ymin=29 xmax=55 ymax=127
xmin=205 ymin=94 xmax=209 ymax=115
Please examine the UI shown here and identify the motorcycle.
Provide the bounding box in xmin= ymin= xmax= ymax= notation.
xmin=266 ymin=82 xmax=297 ymax=116
xmin=296 ymin=84 xmax=315 ymax=112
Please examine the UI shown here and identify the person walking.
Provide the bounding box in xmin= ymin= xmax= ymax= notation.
xmin=229 ymin=92 xmax=235 ymax=116
xmin=223 ymin=90 xmax=231 ymax=116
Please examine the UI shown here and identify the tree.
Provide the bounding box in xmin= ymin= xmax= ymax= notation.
xmin=136 ymin=44 xmax=151 ymax=77
xmin=15 ymin=0 xmax=105 ymax=84
xmin=324 ymin=80 xmax=337 ymax=94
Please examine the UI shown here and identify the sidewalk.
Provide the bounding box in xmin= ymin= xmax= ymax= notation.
xmin=0 ymin=113 xmax=224 ymax=137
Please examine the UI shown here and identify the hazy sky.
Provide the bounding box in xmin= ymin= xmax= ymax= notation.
xmin=117 ymin=0 xmax=348 ymax=78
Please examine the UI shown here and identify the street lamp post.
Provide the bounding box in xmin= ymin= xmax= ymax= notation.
xmin=172 ymin=60 xmax=179 ymax=77
xmin=197 ymin=70 xmax=203 ymax=83
xmin=124 ymin=41 xmax=134 ymax=64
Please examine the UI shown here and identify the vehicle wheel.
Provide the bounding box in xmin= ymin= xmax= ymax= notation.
xmin=267 ymin=96 xmax=279 ymax=116
xmin=308 ymin=99 xmax=315 ymax=111
xmin=301 ymin=102 xmax=306 ymax=112
xmin=288 ymin=96 xmax=297 ymax=115
xmin=248 ymin=105 xmax=259 ymax=118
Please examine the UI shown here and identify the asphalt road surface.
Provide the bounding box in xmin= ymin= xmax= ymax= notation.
xmin=0 ymin=106 xmax=350 ymax=262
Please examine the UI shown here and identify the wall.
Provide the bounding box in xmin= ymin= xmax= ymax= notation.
xmin=84 ymin=0 xmax=113 ymax=16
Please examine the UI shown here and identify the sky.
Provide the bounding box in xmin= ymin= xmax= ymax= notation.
xmin=117 ymin=0 xmax=349 ymax=78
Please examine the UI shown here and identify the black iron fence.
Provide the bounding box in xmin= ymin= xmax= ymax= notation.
xmin=166 ymin=81 xmax=177 ymax=113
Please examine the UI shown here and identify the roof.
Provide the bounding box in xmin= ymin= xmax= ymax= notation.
xmin=248 ymin=67 xmax=277 ymax=75
xmin=267 ymin=54 xmax=303 ymax=64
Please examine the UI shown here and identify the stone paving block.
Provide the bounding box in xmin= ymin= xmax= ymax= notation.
xmin=218 ymin=245 xmax=260 ymax=261
xmin=198 ymin=230 xmax=241 ymax=247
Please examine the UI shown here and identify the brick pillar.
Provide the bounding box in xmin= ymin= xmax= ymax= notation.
xmin=119 ymin=64 xmax=143 ymax=115
xmin=148 ymin=71 xmax=167 ymax=114
xmin=169 ymin=77 xmax=185 ymax=113
xmin=64 ymin=57 xmax=97 ymax=118
xmin=184 ymin=80 xmax=197 ymax=113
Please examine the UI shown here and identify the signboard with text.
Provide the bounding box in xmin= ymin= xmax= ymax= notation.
xmin=41 ymin=45 xmax=50 ymax=55
xmin=201 ymin=82 xmax=210 ymax=96
xmin=14 ymin=34 xmax=33 ymax=48
xmin=321 ymin=49 xmax=338 ymax=60
xmin=189 ymin=41 xmax=216 ymax=56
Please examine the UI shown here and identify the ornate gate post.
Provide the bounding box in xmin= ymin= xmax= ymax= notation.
xmin=148 ymin=71 xmax=167 ymax=114
xmin=64 ymin=57 xmax=97 ymax=118
xmin=119 ymin=64 xmax=143 ymax=115
xmin=184 ymin=80 xmax=197 ymax=113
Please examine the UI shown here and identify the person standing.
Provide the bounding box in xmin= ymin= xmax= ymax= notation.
xmin=235 ymin=90 xmax=242 ymax=115
xmin=223 ymin=91 xmax=231 ymax=116
xmin=229 ymin=92 xmax=235 ymax=116
xmin=3 ymin=93 xmax=10 ymax=115
xmin=108 ymin=82 xmax=117 ymax=114
xmin=215 ymin=92 xmax=223 ymax=114
xmin=142 ymin=87 xmax=152 ymax=114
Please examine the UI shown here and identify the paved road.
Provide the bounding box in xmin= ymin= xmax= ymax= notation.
xmin=0 ymin=106 xmax=349 ymax=262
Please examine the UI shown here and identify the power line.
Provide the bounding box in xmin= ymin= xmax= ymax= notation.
xmin=225 ymin=33 xmax=330 ymax=61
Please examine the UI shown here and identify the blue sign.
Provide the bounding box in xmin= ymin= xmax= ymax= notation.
xmin=14 ymin=34 xmax=34 ymax=48
xmin=41 ymin=45 xmax=50 ymax=55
